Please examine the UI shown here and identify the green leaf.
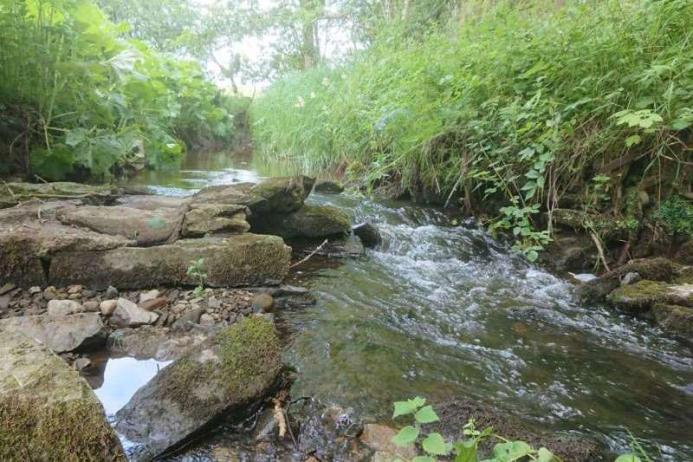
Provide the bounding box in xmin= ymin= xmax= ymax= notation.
xmin=537 ymin=447 xmax=558 ymax=462
xmin=65 ymin=128 xmax=89 ymax=147
xmin=454 ymin=440 xmax=478 ymax=462
xmin=625 ymin=134 xmax=641 ymax=147
xmin=492 ymin=441 xmax=532 ymax=461
xmin=393 ymin=397 xmax=426 ymax=418
xmin=391 ymin=426 xmax=419 ymax=447
xmin=422 ymin=433 xmax=450 ymax=456
xmin=614 ymin=455 xmax=641 ymax=462
xmin=414 ymin=405 xmax=440 ymax=424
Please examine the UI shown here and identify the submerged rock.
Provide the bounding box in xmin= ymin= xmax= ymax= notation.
xmin=0 ymin=330 xmax=125 ymax=460
xmin=652 ymin=303 xmax=693 ymax=338
xmin=353 ymin=222 xmax=382 ymax=248
xmin=313 ymin=179 xmax=345 ymax=194
xmin=50 ymin=234 xmax=291 ymax=289
xmin=115 ymin=316 xmax=282 ymax=461
xmin=0 ymin=313 xmax=107 ymax=353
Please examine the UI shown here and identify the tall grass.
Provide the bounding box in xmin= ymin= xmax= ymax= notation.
xmin=252 ymin=0 xmax=692 ymax=254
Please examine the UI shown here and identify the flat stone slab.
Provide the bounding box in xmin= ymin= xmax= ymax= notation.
xmin=58 ymin=204 xmax=184 ymax=246
xmin=50 ymin=234 xmax=291 ymax=289
xmin=0 ymin=330 xmax=125 ymax=460
xmin=0 ymin=313 xmax=107 ymax=353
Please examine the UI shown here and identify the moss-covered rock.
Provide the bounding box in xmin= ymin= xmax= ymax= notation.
xmin=313 ymin=179 xmax=344 ymax=194
xmin=115 ymin=316 xmax=282 ymax=461
xmin=652 ymin=303 xmax=693 ymax=338
xmin=577 ymin=257 xmax=679 ymax=304
xmin=182 ymin=203 xmax=250 ymax=237
xmin=607 ymin=280 xmax=693 ymax=313
xmin=0 ymin=330 xmax=125 ymax=461
xmin=252 ymin=204 xmax=352 ymax=239
xmin=50 ymin=234 xmax=291 ymax=289
xmin=192 ymin=176 xmax=314 ymax=215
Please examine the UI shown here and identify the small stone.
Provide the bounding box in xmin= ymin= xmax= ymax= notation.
xmin=100 ymin=299 xmax=118 ymax=316
xmin=251 ymin=293 xmax=274 ymax=313
xmin=199 ymin=314 xmax=215 ymax=326
xmin=0 ymin=295 xmax=10 ymax=311
xmin=207 ymin=297 xmax=222 ymax=310
xmin=43 ymin=286 xmax=58 ymax=301
xmin=172 ymin=307 xmax=205 ymax=331
xmin=105 ymin=285 xmax=119 ymax=299
xmin=28 ymin=286 xmax=41 ymax=295
xmin=139 ymin=289 xmax=160 ymax=304
xmin=74 ymin=357 xmax=92 ymax=371
xmin=621 ymin=272 xmax=641 ymax=286
xmin=140 ymin=297 xmax=168 ymax=311
xmin=67 ymin=284 xmax=84 ymax=294
xmin=172 ymin=303 xmax=187 ymax=314
xmin=83 ymin=301 xmax=100 ymax=312
xmin=68 ymin=293 xmax=82 ymax=300
xmin=111 ymin=298 xmax=159 ymax=327
xmin=47 ymin=299 xmax=83 ymax=317
xmin=0 ymin=282 xmax=16 ymax=296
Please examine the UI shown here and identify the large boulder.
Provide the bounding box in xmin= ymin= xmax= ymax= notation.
xmin=182 ymin=203 xmax=250 ymax=237
xmin=192 ymin=176 xmax=314 ymax=215
xmin=0 ymin=313 xmax=107 ymax=353
xmin=0 ymin=330 xmax=125 ymax=460
xmin=253 ymin=204 xmax=352 ymax=240
xmin=50 ymin=234 xmax=291 ymax=289
xmin=115 ymin=316 xmax=282 ymax=461
xmin=57 ymin=204 xmax=185 ymax=246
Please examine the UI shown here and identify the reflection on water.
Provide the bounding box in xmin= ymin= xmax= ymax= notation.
xmin=122 ymin=151 xmax=693 ymax=460
xmin=94 ymin=357 xmax=171 ymax=416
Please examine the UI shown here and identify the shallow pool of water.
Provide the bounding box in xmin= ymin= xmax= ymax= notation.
xmin=116 ymin=151 xmax=693 ymax=459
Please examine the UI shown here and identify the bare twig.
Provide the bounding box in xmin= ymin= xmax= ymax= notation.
xmin=290 ymin=239 xmax=328 ymax=268
xmin=272 ymin=398 xmax=287 ymax=438
xmin=589 ymin=230 xmax=611 ymax=273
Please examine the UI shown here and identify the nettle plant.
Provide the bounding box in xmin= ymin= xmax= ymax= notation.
xmin=390 ymin=398 xmax=646 ymax=462
xmin=186 ymin=258 xmax=208 ymax=298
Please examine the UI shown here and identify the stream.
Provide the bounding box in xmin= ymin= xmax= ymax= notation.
xmin=105 ymin=151 xmax=693 ymax=460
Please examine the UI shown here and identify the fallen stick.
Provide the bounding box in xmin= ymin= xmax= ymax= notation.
xmin=290 ymin=239 xmax=328 ymax=269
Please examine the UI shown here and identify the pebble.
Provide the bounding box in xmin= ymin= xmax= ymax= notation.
xmin=28 ymin=286 xmax=41 ymax=295
xmin=139 ymin=289 xmax=160 ymax=304
xmin=200 ymin=314 xmax=215 ymax=326
xmin=140 ymin=297 xmax=168 ymax=311
xmin=100 ymin=299 xmax=118 ymax=316
xmin=0 ymin=295 xmax=10 ymax=311
xmin=68 ymin=293 xmax=82 ymax=300
xmin=83 ymin=300 xmax=100 ymax=312
xmin=74 ymin=357 xmax=92 ymax=371
xmin=67 ymin=284 xmax=83 ymax=294
xmin=43 ymin=286 xmax=58 ymax=301
xmin=251 ymin=293 xmax=274 ymax=313
xmin=105 ymin=285 xmax=119 ymax=299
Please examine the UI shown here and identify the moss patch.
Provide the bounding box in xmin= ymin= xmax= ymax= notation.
xmin=157 ymin=316 xmax=282 ymax=421
xmin=652 ymin=303 xmax=693 ymax=337
xmin=607 ymin=280 xmax=671 ymax=313
xmin=0 ymin=395 xmax=125 ymax=462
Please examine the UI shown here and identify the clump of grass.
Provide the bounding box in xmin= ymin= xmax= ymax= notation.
xmin=251 ymin=0 xmax=692 ymax=255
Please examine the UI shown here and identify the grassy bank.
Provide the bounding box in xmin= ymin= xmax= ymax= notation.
xmin=0 ymin=0 xmax=243 ymax=181
xmin=252 ymin=0 xmax=692 ymax=259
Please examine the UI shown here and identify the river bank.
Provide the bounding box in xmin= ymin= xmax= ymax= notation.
xmin=0 ymin=155 xmax=691 ymax=460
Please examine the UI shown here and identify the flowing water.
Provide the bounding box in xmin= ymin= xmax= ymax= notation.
xmin=110 ymin=151 xmax=693 ymax=459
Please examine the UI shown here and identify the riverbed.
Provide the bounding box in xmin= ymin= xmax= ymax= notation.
xmin=104 ymin=151 xmax=693 ymax=460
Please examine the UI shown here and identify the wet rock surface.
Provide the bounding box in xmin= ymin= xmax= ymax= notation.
xmin=0 ymin=329 xmax=125 ymax=461
xmin=0 ymin=312 xmax=107 ymax=353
